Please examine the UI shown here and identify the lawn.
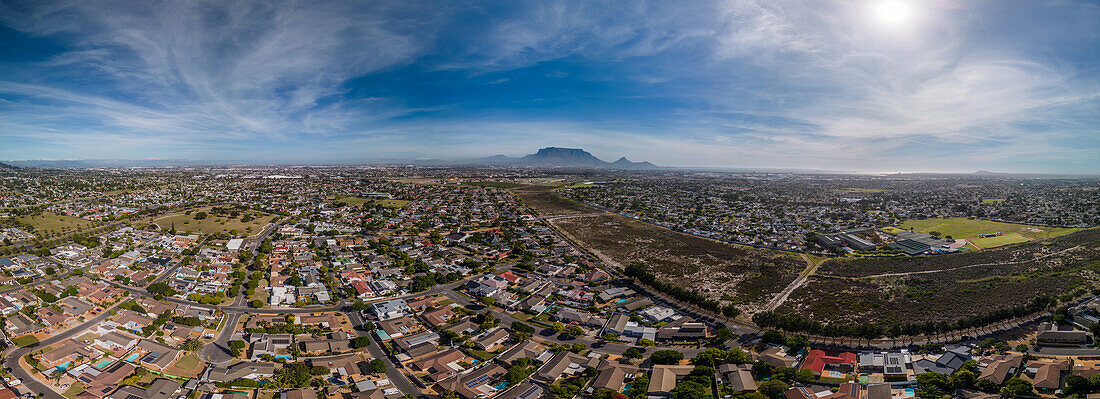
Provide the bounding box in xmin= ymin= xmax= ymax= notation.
xmin=163 ymin=353 xmax=204 ymax=378
xmin=880 ymin=226 xmax=905 ymax=234
xmin=11 ymin=335 xmax=38 ymax=347
xmin=981 ymin=198 xmax=1006 ymax=203
xmin=900 ymin=217 xmax=1079 ymax=242
xmin=63 ymin=384 xmax=85 ymax=399
xmin=467 ymin=349 xmax=495 ymax=361
xmin=335 ymin=197 xmax=410 ymax=209
xmin=152 ymin=207 xmax=276 ymax=236
xmin=16 ymin=212 xmax=93 ymax=234
xmin=968 ymin=233 xmax=1030 ymax=249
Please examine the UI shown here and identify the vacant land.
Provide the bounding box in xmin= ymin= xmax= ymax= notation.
xmin=783 ymin=228 xmax=1100 ymax=327
xmin=463 ymin=181 xmax=523 ymax=189
xmin=153 ymin=207 xmax=276 ymax=236
xmin=336 ymin=197 xmax=410 ymax=209
xmin=553 ymin=213 xmax=805 ymax=310
xmin=901 ymin=217 xmax=1078 ymax=242
xmin=982 ymin=198 xmax=1006 ymax=203
xmin=16 ymin=212 xmax=93 ymax=234
xmin=511 ymin=185 xmax=599 ymax=216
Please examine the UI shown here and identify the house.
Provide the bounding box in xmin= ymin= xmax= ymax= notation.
xmin=40 ymin=339 xmax=98 ymax=367
xmin=208 ymin=362 xmax=276 ymax=382
xmin=308 ymin=353 xmax=363 ymax=378
xmin=414 ymin=349 xmax=467 ymax=382
xmin=475 ymin=329 xmax=510 ymax=351
xmin=1036 ymin=322 xmax=1091 ymax=346
xmin=76 ymin=361 xmax=136 ymax=397
xmin=535 ymin=351 xmax=595 ymax=382
xmin=368 ymin=299 xmax=411 ymax=321
xmin=437 ymin=364 xmax=506 ymax=399
xmin=978 ymin=354 xmax=1024 ymax=384
xmin=466 ymin=274 xmax=510 ymax=297
xmin=784 ymin=387 xmax=817 ymax=399
xmin=591 ymin=362 xmax=638 ymax=392
xmin=496 ymin=341 xmax=549 ymax=366
xmin=1023 ymin=360 xmax=1069 ymax=391
xmin=6 ymin=313 xmax=44 ymax=336
xmin=378 ymin=316 xmax=422 ymax=339
xmin=883 ymin=353 xmax=909 ymax=378
xmin=110 ymin=378 xmax=181 ymax=399
xmin=93 ymin=331 xmax=138 ymax=352
xmin=719 ymin=364 xmax=758 ymax=392
xmin=648 ymin=365 xmax=696 ymax=396
xmin=752 ymin=347 xmax=797 ymax=368
xmin=801 ymin=350 xmax=858 ymax=375
xmin=136 ymin=339 xmax=182 ymax=370
xmin=555 ymin=308 xmax=606 ymax=328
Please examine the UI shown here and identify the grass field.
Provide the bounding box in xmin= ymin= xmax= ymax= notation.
xmin=900 ymin=217 xmax=1078 ymax=243
xmin=11 ymin=335 xmax=38 ymax=347
xmin=880 ymin=226 xmax=904 ymax=234
xmin=152 ymin=207 xmax=276 ymax=236
xmin=981 ymin=198 xmax=1006 ymax=203
xmin=335 ymin=197 xmax=410 ymax=209
xmin=565 ymin=183 xmax=595 ymax=189
xmin=16 ymin=212 xmax=93 ymax=234
xmin=968 ymin=232 xmax=1030 ymax=248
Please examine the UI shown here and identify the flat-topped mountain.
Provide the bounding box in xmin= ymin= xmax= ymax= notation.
xmin=465 ymin=147 xmax=660 ymax=169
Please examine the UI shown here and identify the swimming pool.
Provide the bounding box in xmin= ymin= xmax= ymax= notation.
xmin=493 ymin=381 xmax=510 ymax=390
xmin=614 ymin=298 xmax=628 ymax=303
xmin=276 ymin=355 xmax=292 ymax=360
xmin=904 ymin=388 xmax=916 ymax=397
xmin=55 ymin=362 xmax=73 ymax=372
xmin=124 ymin=353 xmax=140 ymax=362
xmin=622 ymin=383 xmax=633 ymax=393
xmin=95 ymin=360 xmax=112 ymax=369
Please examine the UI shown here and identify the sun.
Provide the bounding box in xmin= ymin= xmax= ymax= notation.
xmin=874 ymin=0 xmax=911 ymax=26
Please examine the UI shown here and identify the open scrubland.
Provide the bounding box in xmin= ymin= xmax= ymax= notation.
xmin=515 ymin=185 xmax=806 ymax=311
xmin=511 ymin=185 xmax=599 ymax=216
xmin=777 ymin=228 xmax=1100 ymax=330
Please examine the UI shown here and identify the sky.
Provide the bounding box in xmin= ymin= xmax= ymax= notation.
xmin=0 ymin=0 xmax=1098 ymax=173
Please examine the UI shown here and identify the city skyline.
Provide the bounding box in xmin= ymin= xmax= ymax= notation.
xmin=1 ymin=0 xmax=1098 ymax=173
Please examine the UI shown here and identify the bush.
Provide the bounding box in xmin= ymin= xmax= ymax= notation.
xmin=650 ymin=350 xmax=684 ymax=365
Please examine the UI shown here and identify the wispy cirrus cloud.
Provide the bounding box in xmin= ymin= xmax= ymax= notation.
xmin=0 ymin=0 xmax=1097 ymax=172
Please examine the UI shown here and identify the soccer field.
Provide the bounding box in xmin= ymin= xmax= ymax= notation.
xmin=900 ymin=217 xmax=1079 ymax=248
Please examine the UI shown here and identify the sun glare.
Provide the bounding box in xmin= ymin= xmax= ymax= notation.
xmin=875 ymin=0 xmax=911 ymax=26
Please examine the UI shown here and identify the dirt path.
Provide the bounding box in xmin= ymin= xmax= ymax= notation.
xmin=543 ymin=212 xmax=611 ymax=221
xmin=764 ymin=253 xmax=820 ymax=311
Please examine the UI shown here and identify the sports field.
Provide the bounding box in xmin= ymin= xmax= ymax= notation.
xmin=899 ymin=217 xmax=1079 ymax=248
xmin=967 ymin=232 xmax=1030 ymax=249
xmin=981 ymin=198 xmax=1006 ymax=203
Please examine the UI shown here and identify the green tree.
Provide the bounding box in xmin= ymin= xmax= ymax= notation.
xmin=180 ymin=338 xmax=203 ymax=352
xmin=1064 ymin=374 xmax=1090 ymax=396
xmin=758 ymin=380 xmax=789 ymax=398
xmin=916 ymin=372 xmax=951 ymax=398
xmin=1001 ymin=378 xmax=1033 ymax=396
xmin=368 ymin=359 xmax=386 ymax=374
xmin=650 ymin=350 xmax=684 ymax=365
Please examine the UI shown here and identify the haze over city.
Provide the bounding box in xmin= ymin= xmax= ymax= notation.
xmin=1 ymin=0 xmax=1098 ymax=173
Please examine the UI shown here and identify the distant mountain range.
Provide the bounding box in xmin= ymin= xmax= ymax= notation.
xmin=458 ymin=147 xmax=660 ymax=169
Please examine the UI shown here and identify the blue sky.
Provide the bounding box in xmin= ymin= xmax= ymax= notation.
xmin=0 ymin=0 xmax=1098 ymax=173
